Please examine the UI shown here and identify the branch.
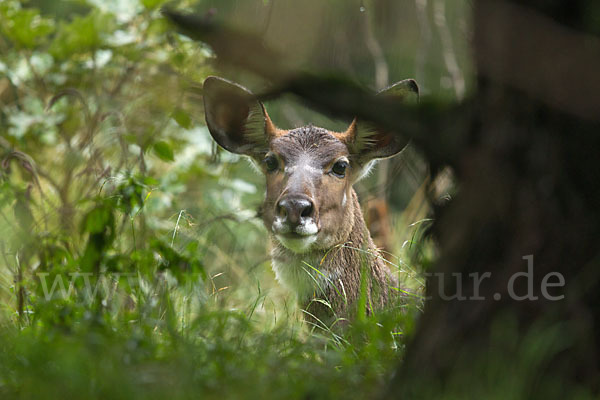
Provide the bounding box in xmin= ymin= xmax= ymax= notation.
xmin=162 ymin=8 xmax=466 ymax=166
xmin=475 ymin=0 xmax=600 ymax=121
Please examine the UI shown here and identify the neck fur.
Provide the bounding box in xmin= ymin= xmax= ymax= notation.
xmin=270 ymin=189 xmax=373 ymax=303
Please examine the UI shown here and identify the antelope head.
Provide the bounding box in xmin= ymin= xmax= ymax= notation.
xmin=202 ymin=76 xmax=418 ymax=254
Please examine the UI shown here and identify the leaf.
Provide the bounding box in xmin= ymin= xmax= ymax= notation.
xmin=80 ymin=202 xmax=115 ymax=272
xmin=141 ymin=0 xmax=168 ymax=10
xmin=172 ymin=108 xmax=192 ymax=129
xmin=0 ymin=7 xmax=54 ymax=49
xmin=153 ymin=141 xmax=174 ymax=162
xmin=49 ymin=10 xmax=115 ymax=59
xmin=151 ymin=239 xmax=207 ymax=281
xmin=84 ymin=206 xmax=112 ymax=234
xmin=185 ymin=241 xmax=199 ymax=253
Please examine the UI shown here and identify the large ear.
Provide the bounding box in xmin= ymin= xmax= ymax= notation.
xmin=203 ymin=76 xmax=278 ymax=158
xmin=338 ymin=79 xmax=419 ymax=168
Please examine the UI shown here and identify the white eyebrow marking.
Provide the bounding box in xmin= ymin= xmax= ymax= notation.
xmin=301 ymin=164 xmax=321 ymax=173
xmin=284 ymin=153 xmax=323 ymax=175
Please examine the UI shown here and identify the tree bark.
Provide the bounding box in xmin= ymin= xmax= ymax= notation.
xmin=388 ymin=0 xmax=600 ymax=397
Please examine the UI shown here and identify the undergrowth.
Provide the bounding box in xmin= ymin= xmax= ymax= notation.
xmin=0 ymin=1 xmax=430 ymax=398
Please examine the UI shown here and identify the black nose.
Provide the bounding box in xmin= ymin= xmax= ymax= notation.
xmin=277 ymin=196 xmax=314 ymax=226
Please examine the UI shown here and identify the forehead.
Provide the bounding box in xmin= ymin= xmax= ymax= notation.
xmin=270 ymin=125 xmax=348 ymax=162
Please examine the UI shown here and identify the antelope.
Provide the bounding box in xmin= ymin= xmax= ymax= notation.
xmin=202 ymin=76 xmax=418 ymax=325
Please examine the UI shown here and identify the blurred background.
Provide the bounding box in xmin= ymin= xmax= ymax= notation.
xmin=0 ymin=0 xmax=471 ymax=398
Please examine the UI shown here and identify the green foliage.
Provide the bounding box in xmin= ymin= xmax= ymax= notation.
xmin=0 ymin=1 xmax=429 ymax=399
xmin=0 ymin=4 xmax=54 ymax=49
xmin=1 ymin=1 xmax=594 ymax=398
xmin=142 ymin=0 xmax=170 ymax=11
xmin=153 ymin=140 xmax=175 ymax=162
xmin=49 ymin=10 xmax=115 ymax=60
xmin=171 ymin=108 xmax=192 ymax=130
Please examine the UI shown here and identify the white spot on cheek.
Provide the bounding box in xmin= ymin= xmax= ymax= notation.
xmin=341 ymin=192 xmax=347 ymax=207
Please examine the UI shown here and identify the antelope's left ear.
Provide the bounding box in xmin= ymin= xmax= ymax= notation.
xmin=203 ymin=76 xmax=280 ymax=159
xmin=337 ymin=79 xmax=419 ymax=169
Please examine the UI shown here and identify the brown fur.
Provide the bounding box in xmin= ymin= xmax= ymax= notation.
xmin=271 ymin=189 xmax=398 ymax=324
xmin=202 ymin=76 xmax=418 ymax=326
xmin=264 ymin=126 xmax=399 ymax=324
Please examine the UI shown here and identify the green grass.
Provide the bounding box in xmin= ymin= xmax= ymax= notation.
xmin=0 ymin=1 xmax=431 ymax=398
xmin=0 ymin=251 xmax=423 ymax=400
xmin=0 ymin=169 xmax=426 ymax=399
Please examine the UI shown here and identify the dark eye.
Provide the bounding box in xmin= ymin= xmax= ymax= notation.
xmin=264 ymin=154 xmax=279 ymax=172
xmin=331 ymin=160 xmax=348 ymax=178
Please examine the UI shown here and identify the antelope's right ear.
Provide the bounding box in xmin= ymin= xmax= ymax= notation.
xmin=203 ymin=76 xmax=277 ymax=157
xmin=337 ymin=79 xmax=419 ymax=170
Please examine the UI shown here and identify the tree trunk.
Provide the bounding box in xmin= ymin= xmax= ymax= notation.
xmin=389 ymin=0 xmax=600 ymax=397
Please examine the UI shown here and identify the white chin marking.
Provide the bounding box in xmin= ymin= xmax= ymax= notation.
xmin=295 ymin=220 xmax=318 ymax=236
xmin=275 ymin=234 xmax=317 ymax=253
xmin=272 ymin=217 xmax=289 ymax=234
